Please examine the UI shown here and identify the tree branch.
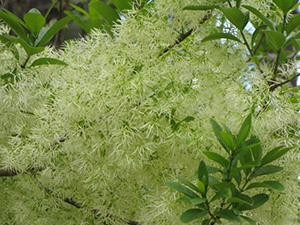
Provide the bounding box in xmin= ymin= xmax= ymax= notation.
xmin=269 ymin=73 xmax=300 ymax=92
xmin=159 ymin=10 xmax=212 ymax=57
xmin=39 ymin=182 xmax=141 ymax=225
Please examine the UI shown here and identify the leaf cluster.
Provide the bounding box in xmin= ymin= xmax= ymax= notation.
xmin=166 ymin=114 xmax=291 ymax=224
xmin=0 ymin=0 xmax=70 ymax=68
xmin=184 ymin=0 xmax=300 ymax=89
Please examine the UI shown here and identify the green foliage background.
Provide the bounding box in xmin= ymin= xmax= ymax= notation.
xmin=0 ymin=0 xmax=299 ymax=224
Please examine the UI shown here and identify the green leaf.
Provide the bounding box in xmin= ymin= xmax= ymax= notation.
xmin=180 ymin=209 xmax=208 ymax=223
xmin=235 ymin=140 xmax=260 ymax=155
xmin=286 ymin=14 xmax=300 ymax=35
xmin=242 ymin=5 xmax=274 ymax=30
xmin=202 ymin=219 xmax=211 ymax=225
xmin=0 ymin=10 xmax=27 ymax=40
xmin=112 ymin=0 xmax=132 ymax=11
xmin=220 ymin=131 xmax=235 ymax=150
xmin=65 ymin=11 xmax=89 ymax=33
xmin=177 ymin=176 xmax=202 ymax=194
xmin=253 ymin=165 xmax=283 ymax=177
xmin=2 ymin=8 xmax=28 ymax=28
xmin=239 ymin=194 xmax=269 ymax=210
xmin=198 ymin=160 xmax=209 ymax=187
xmin=202 ymin=32 xmax=242 ymax=43
xmin=210 ymin=187 xmax=231 ymax=202
xmin=251 ymin=25 xmax=267 ymax=47
xmin=246 ymin=181 xmax=284 ymax=191
xmin=231 ymin=161 xmax=260 ymax=177
xmin=220 ymin=7 xmax=249 ymax=31
xmin=236 ymin=114 xmax=252 ymax=147
xmin=210 ymin=119 xmax=231 ymax=153
xmin=36 ymin=16 xmax=73 ymax=47
xmin=2 ymin=35 xmax=44 ymax=57
xmin=260 ymin=146 xmax=291 ymax=166
xmin=45 ymin=0 xmax=58 ymax=20
xmin=190 ymin=197 xmax=207 ymax=205
xmin=183 ymin=5 xmax=219 ymax=10
xmin=272 ymin=0 xmax=298 ymax=14
xmin=197 ymin=181 xmax=206 ymax=195
xmin=182 ymin=116 xmax=195 ymax=122
xmin=29 ymin=58 xmax=68 ymax=67
xmin=23 ymin=13 xmax=45 ymax=38
xmin=0 ymin=35 xmax=19 ymax=60
xmin=165 ymin=182 xmax=199 ymax=198
xmin=70 ymin=3 xmax=90 ymax=17
xmin=236 ymin=0 xmax=242 ymax=8
xmin=203 ymin=151 xmax=229 ymax=168
xmin=215 ymin=209 xmax=240 ymax=222
xmin=227 ymin=194 xmax=253 ymax=205
xmin=241 ymin=215 xmax=256 ymax=225
xmin=263 ymin=30 xmax=286 ymax=51
xmin=251 ymin=142 xmax=262 ymax=162
xmin=89 ymin=1 xmax=120 ymax=27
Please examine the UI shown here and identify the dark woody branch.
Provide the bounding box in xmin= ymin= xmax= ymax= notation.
xmin=159 ymin=10 xmax=212 ymax=57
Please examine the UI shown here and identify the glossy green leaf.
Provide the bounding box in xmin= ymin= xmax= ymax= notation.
xmin=180 ymin=209 xmax=208 ymax=223
xmin=177 ymin=176 xmax=202 ymax=194
xmin=24 ymin=13 xmax=45 ymax=37
xmin=45 ymin=0 xmax=58 ymax=20
xmin=285 ymin=30 xmax=300 ymax=48
xmin=183 ymin=116 xmax=195 ymax=122
xmin=236 ymin=0 xmax=242 ymax=8
xmin=0 ymin=10 xmax=27 ymax=40
xmin=29 ymin=58 xmax=68 ymax=67
xmin=220 ymin=7 xmax=249 ymax=31
xmin=246 ymin=181 xmax=284 ymax=191
xmin=197 ymin=181 xmax=206 ymax=194
xmin=260 ymin=146 xmax=291 ymax=166
xmin=251 ymin=142 xmax=262 ymax=162
xmin=112 ymin=0 xmax=132 ymax=11
xmin=215 ymin=209 xmax=241 ymax=222
xmin=242 ymin=5 xmax=274 ymax=30
xmin=202 ymin=33 xmax=242 ymax=43
xmin=2 ymin=8 xmax=27 ymax=28
xmin=220 ymin=131 xmax=235 ymax=150
xmin=263 ymin=30 xmax=286 ymax=51
xmin=190 ymin=197 xmax=207 ymax=205
xmin=227 ymin=194 xmax=253 ymax=205
xmin=89 ymin=1 xmax=120 ymax=27
xmin=251 ymin=25 xmax=267 ymax=47
xmin=183 ymin=5 xmax=219 ymax=10
xmin=286 ymin=14 xmax=300 ymax=35
xmin=70 ymin=3 xmax=89 ymax=16
xmin=65 ymin=11 xmax=89 ymax=33
xmin=165 ymin=182 xmax=199 ymax=198
xmin=36 ymin=16 xmax=73 ymax=47
xmin=231 ymin=161 xmax=260 ymax=177
xmin=210 ymin=187 xmax=231 ymax=202
xmin=239 ymin=194 xmax=269 ymax=210
xmin=203 ymin=151 xmax=229 ymax=168
xmin=198 ymin=160 xmax=209 ymax=187
xmin=236 ymin=114 xmax=252 ymax=147
xmin=272 ymin=0 xmax=298 ymax=14
xmin=253 ymin=165 xmax=283 ymax=177
xmin=210 ymin=119 xmax=231 ymax=153
xmin=241 ymin=215 xmax=256 ymax=225
xmin=2 ymin=35 xmax=44 ymax=57
xmin=236 ymin=140 xmax=260 ymax=155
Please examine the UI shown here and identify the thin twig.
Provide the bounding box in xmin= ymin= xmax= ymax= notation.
xmin=158 ymin=11 xmax=212 ymax=57
xmin=269 ymin=73 xmax=300 ymax=92
xmin=38 ymin=182 xmax=141 ymax=225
